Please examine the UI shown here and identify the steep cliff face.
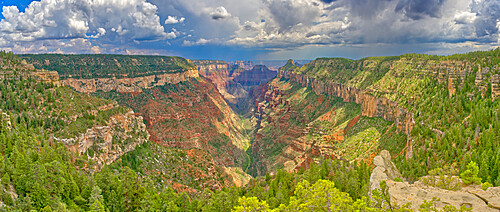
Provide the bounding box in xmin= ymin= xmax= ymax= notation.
xmin=193 ymin=60 xmax=247 ymax=105
xmin=279 ymin=70 xmax=414 ymax=135
xmin=0 ymin=58 xmax=62 ymax=86
xmin=194 ymin=60 xmax=277 ymax=113
xmin=279 ymin=54 xmax=500 ymax=136
xmin=41 ymin=56 xmax=251 ymax=168
xmin=29 ymin=70 xmax=62 ymax=86
xmin=17 ymin=54 xmax=253 ymax=190
xmin=233 ymin=65 xmax=277 ymax=87
xmin=62 ymin=69 xmax=199 ymax=93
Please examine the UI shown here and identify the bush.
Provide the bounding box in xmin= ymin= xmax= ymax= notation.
xmin=460 ymin=161 xmax=481 ymax=185
xmin=482 ymin=182 xmax=493 ymax=191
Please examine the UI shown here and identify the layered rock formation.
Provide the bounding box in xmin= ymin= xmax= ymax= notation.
xmin=279 ymin=69 xmax=415 ymax=135
xmin=63 ymin=69 xmax=199 ymax=93
xmin=194 ymin=60 xmax=247 ymax=105
xmin=0 ymin=60 xmax=61 ymax=86
xmin=234 ymin=65 xmax=277 ymax=87
xmin=29 ymin=70 xmax=62 ymax=86
xmin=194 ymin=60 xmax=277 ymax=113
xmin=278 ymin=56 xmax=500 ymax=141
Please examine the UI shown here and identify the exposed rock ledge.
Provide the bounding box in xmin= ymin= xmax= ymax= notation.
xmin=63 ymin=69 xmax=199 ymax=93
xmin=370 ymin=150 xmax=500 ymax=211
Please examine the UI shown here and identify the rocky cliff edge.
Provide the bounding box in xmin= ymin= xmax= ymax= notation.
xmin=370 ymin=150 xmax=500 ymax=211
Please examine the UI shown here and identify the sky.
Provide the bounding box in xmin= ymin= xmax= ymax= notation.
xmin=0 ymin=0 xmax=499 ymax=61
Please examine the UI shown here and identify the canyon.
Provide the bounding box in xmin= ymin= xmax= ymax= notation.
xmin=19 ymin=52 xmax=500 ymax=186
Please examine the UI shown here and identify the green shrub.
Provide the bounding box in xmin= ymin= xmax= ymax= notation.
xmin=482 ymin=182 xmax=493 ymax=190
xmin=460 ymin=161 xmax=481 ymax=185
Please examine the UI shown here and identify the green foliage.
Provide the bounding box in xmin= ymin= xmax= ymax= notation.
xmin=234 ymin=196 xmax=270 ymax=212
xmin=482 ymin=182 xmax=493 ymax=190
xmin=460 ymin=161 xmax=481 ymax=185
xmin=284 ymin=179 xmax=354 ymax=211
xmin=421 ymin=166 xmax=462 ymax=191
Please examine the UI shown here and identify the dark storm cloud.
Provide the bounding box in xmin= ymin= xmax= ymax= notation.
xmin=348 ymin=0 xmax=392 ymax=19
xmin=395 ymin=0 xmax=446 ymax=20
xmin=472 ymin=0 xmax=500 ymax=41
xmin=319 ymin=0 xmax=336 ymax=4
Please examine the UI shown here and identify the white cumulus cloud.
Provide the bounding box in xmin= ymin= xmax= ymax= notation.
xmin=0 ymin=0 xmax=178 ymax=53
xmin=183 ymin=38 xmax=210 ymax=46
xmin=165 ymin=16 xmax=185 ymax=24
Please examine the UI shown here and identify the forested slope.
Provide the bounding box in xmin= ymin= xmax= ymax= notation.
xmin=22 ymin=54 xmax=196 ymax=79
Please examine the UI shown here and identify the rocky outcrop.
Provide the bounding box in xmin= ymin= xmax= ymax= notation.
xmin=370 ymin=150 xmax=500 ymax=211
xmin=56 ymin=109 xmax=149 ymax=171
xmin=369 ymin=150 xmax=404 ymax=192
xmin=0 ymin=68 xmax=61 ymax=86
xmin=28 ymin=70 xmax=62 ymax=86
xmin=194 ymin=60 xmax=246 ymax=104
xmin=63 ymin=69 xmax=199 ymax=93
xmin=279 ymin=70 xmax=414 ymax=135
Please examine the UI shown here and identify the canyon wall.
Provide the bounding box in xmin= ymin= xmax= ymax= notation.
xmin=0 ymin=58 xmax=62 ymax=86
xmin=279 ymin=70 xmax=414 ymax=135
xmin=234 ymin=65 xmax=278 ymax=87
xmin=63 ymin=69 xmax=199 ymax=93
xmin=194 ymin=60 xmax=277 ymax=113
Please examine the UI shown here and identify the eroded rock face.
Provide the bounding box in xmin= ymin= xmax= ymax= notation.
xmin=233 ymin=65 xmax=277 ymax=87
xmin=279 ymin=71 xmax=415 ymax=135
xmin=194 ymin=61 xmax=276 ymax=112
xmin=194 ymin=60 xmax=247 ymax=105
xmin=63 ymin=69 xmax=199 ymax=93
xmin=56 ymin=109 xmax=149 ymax=171
xmin=369 ymin=150 xmax=403 ymax=192
xmin=0 ymin=69 xmax=62 ymax=86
